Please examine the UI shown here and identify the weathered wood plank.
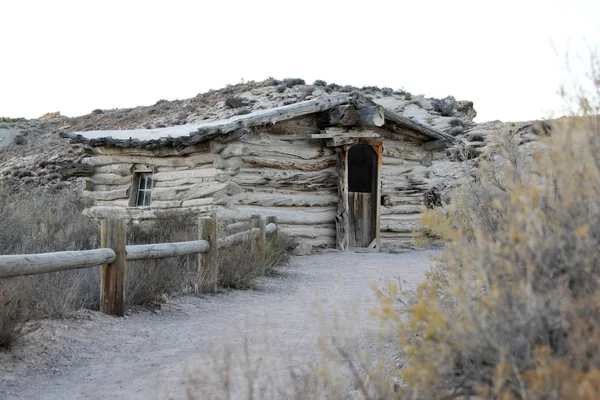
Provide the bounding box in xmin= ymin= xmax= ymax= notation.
xmin=335 ymin=146 xmax=350 ymax=250
xmin=84 ymin=205 xmax=216 ymax=220
xmin=216 ymin=206 xmax=336 ymax=225
xmin=241 ymin=155 xmax=336 ymax=171
xmin=83 ymin=187 xmax=130 ymax=201
xmin=358 ymin=106 xmax=385 ymax=127
xmin=220 ymin=192 xmax=337 ymax=207
xmin=91 ymin=173 xmax=132 ymax=185
xmin=217 ymin=228 xmax=260 ymax=249
xmin=100 ymin=220 xmax=127 ymax=317
xmin=86 ymin=153 xmax=215 ymax=167
xmin=152 ymin=168 xmax=218 ymax=182
xmin=0 ymin=249 xmax=116 ymax=278
xmin=153 ymin=177 xmax=215 ymax=188
xmin=220 ymin=142 xmax=333 ymax=160
xmin=126 ymin=240 xmax=209 ymax=261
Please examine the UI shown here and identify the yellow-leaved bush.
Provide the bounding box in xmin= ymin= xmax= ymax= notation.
xmin=374 ymin=74 xmax=600 ymax=398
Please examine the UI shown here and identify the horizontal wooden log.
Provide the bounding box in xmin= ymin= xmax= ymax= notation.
xmin=326 ymin=137 xmax=357 ymax=147
xmin=279 ymin=224 xmax=336 ymax=238
xmin=95 ymin=163 xmax=133 ymax=176
xmin=217 ymin=228 xmax=260 ymax=249
xmin=311 ymin=129 xmax=381 ymax=140
xmin=358 ymin=106 xmax=385 ymax=127
xmin=220 ymin=192 xmax=337 ymax=207
xmin=181 ymin=198 xmax=214 ymax=208
xmin=380 ymin=217 xmax=419 ymax=233
xmin=85 ymin=144 xmax=210 ymax=157
xmin=317 ymin=105 xmax=360 ymax=127
xmin=241 ymin=155 xmax=336 ymax=171
xmin=125 ymin=240 xmax=210 ymax=261
xmin=83 ymin=205 xmax=216 ymax=220
xmin=151 ymin=183 xmax=226 ymax=201
xmin=91 ymin=173 xmax=132 ymax=185
xmin=380 ymin=205 xmax=426 ymax=215
xmin=83 ymin=187 xmax=130 ymax=201
xmin=153 ymin=177 xmax=216 ymax=188
xmin=85 ymin=153 xmax=215 ymax=167
xmin=220 ymin=142 xmax=333 ymax=160
xmin=152 ymin=168 xmax=217 ymax=182
xmin=223 ymin=168 xmax=337 ymax=191
xmin=290 ymin=237 xmax=336 ymax=247
xmin=0 ymin=249 xmax=116 ymax=278
xmin=216 ymin=206 xmax=336 ymax=225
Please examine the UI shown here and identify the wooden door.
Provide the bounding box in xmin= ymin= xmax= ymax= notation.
xmin=347 ymin=143 xmax=381 ymax=249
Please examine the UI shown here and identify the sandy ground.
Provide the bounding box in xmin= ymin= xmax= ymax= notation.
xmin=0 ymin=250 xmax=437 ymax=400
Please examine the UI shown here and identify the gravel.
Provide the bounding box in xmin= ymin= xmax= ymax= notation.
xmin=0 ymin=250 xmax=437 ymax=399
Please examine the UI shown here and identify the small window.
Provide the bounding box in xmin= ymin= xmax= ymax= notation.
xmin=133 ymin=172 xmax=153 ymax=207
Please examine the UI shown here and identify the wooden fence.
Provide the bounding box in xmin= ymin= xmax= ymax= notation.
xmin=0 ymin=214 xmax=279 ymax=317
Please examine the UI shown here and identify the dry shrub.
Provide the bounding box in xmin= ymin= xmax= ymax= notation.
xmin=126 ymin=211 xmax=199 ymax=305
xmin=372 ymin=54 xmax=600 ymax=399
xmin=217 ymin=234 xmax=290 ymax=290
xmin=0 ymin=188 xmax=100 ymax=347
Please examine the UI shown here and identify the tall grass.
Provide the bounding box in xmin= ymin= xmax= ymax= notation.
xmin=0 ymin=189 xmax=100 ymax=347
xmin=0 ymin=191 xmax=289 ymax=348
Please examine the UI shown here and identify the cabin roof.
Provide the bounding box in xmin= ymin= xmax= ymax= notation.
xmin=68 ymin=92 xmax=455 ymax=149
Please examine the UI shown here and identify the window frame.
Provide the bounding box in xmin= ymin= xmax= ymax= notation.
xmin=129 ymin=169 xmax=154 ymax=207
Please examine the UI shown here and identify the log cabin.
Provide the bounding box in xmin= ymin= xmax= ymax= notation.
xmin=69 ymin=92 xmax=455 ymax=252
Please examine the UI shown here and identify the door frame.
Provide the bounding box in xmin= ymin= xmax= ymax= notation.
xmin=335 ymin=139 xmax=382 ymax=252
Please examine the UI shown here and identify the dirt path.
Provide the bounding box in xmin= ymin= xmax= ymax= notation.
xmin=0 ymin=251 xmax=437 ymax=400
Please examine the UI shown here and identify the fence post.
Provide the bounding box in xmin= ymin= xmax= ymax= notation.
xmin=198 ymin=216 xmax=218 ymax=292
xmin=251 ymin=214 xmax=266 ymax=261
xmin=100 ymin=219 xmax=127 ymax=317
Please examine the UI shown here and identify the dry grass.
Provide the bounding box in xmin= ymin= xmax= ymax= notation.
xmin=0 ymin=188 xmax=100 ymax=347
xmin=217 ymin=227 xmax=290 ymax=290
xmin=0 ymin=196 xmax=290 ymax=348
xmin=368 ymin=55 xmax=600 ymax=399
xmin=126 ymin=211 xmax=199 ymax=306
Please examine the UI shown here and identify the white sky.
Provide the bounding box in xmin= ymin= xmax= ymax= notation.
xmin=1 ymin=0 xmax=599 ymax=122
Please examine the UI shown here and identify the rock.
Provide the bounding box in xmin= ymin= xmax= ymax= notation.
xmin=292 ymin=242 xmax=313 ymax=256
xmin=456 ymin=101 xmax=477 ymax=120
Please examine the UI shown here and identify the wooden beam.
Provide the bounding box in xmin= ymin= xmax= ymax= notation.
xmin=327 ymin=137 xmax=358 ymax=147
xmin=335 ymin=146 xmax=350 ymax=251
xmin=317 ymin=105 xmax=360 ymax=128
xmin=126 ymin=240 xmax=209 ymax=261
xmin=0 ymin=249 xmax=116 ymax=278
xmin=358 ymin=106 xmax=385 ymax=127
xmin=100 ymin=220 xmax=127 ymax=317
xmin=310 ymin=129 xmax=381 ymax=139
xmin=217 ymin=228 xmax=260 ymax=249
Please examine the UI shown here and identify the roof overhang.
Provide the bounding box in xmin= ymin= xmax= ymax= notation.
xmin=68 ymin=92 xmax=455 ymax=149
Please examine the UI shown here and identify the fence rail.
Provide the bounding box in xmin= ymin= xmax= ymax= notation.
xmin=0 ymin=215 xmax=279 ymax=317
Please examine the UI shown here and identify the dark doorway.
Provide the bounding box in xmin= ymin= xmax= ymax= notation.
xmin=347 ymin=144 xmax=379 ymax=248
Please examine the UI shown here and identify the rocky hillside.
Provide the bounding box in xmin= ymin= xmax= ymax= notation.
xmin=0 ymin=78 xmax=543 ymax=194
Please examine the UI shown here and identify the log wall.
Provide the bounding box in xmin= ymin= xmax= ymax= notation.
xmin=81 ymin=116 xmax=444 ymax=249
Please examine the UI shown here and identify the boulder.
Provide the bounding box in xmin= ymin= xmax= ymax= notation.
xmin=456 ymin=101 xmax=477 ymax=120
xmin=292 ymin=242 xmax=313 ymax=256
